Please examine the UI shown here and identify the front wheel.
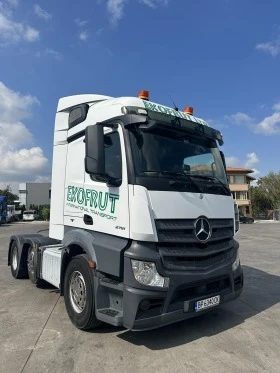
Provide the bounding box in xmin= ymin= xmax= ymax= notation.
xmin=64 ymin=254 xmax=101 ymax=330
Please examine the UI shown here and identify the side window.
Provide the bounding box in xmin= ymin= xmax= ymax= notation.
xmin=104 ymin=131 xmax=122 ymax=180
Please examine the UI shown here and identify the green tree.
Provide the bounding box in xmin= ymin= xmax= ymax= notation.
xmin=30 ymin=204 xmax=50 ymax=220
xmin=0 ymin=185 xmax=19 ymax=204
xmin=41 ymin=206 xmax=50 ymax=221
xmin=251 ymin=171 xmax=280 ymax=215
xmin=251 ymin=186 xmax=273 ymax=216
xmin=257 ymin=171 xmax=280 ymax=209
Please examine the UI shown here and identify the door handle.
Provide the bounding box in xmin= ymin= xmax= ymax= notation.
xmin=83 ymin=214 xmax=93 ymax=225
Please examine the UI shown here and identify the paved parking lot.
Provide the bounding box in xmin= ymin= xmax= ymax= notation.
xmin=0 ymin=221 xmax=279 ymax=373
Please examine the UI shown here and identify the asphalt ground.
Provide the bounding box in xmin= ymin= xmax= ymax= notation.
xmin=0 ymin=221 xmax=279 ymax=373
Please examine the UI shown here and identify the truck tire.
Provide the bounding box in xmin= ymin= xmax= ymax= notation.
xmin=10 ymin=241 xmax=27 ymax=279
xmin=27 ymin=246 xmax=42 ymax=285
xmin=64 ymin=254 xmax=101 ymax=330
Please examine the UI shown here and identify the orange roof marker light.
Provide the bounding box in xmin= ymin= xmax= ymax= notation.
xmin=184 ymin=106 xmax=194 ymax=115
xmin=138 ymin=90 xmax=149 ymax=101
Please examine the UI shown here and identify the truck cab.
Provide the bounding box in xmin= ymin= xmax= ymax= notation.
xmin=8 ymin=91 xmax=243 ymax=331
xmin=0 ymin=196 xmax=7 ymax=225
xmin=6 ymin=205 xmax=16 ymax=223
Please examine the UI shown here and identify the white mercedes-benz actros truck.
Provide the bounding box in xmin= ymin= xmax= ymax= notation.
xmin=8 ymin=90 xmax=242 ymax=331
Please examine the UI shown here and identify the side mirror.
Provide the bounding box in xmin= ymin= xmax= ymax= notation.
xmin=85 ymin=125 xmax=105 ymax=175
xmin=220 ymin=151 xmax=226 ymax=171
xmin=183 ymin=164 xmax=190 ymax=173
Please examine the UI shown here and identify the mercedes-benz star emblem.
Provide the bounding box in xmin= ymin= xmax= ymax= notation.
xmin=195 ymin=217 xmax=211 ymax=242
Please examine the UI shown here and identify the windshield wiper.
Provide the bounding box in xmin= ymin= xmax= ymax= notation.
xmin=140 ymin=170 xmax=203 ymax=193
xmin=186 ymin=174 xmax=230 ymax=194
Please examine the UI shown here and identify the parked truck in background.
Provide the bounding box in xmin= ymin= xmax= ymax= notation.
xmin=0 ymin=196 xmax=7 ymax=225
xmin=6 ymin=205 xmax=16 ymax=223
xmin=13 ymin=200 xmax=25 ymax=220
xmin=8 ymin=90 xmax=243 ymax=331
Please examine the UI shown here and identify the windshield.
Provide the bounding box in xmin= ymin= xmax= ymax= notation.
xmin=129 ymin=128 xmax=229 ymax=195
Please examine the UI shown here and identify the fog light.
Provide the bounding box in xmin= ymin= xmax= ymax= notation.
xmin=139 ymin=299 xmax=150 ymax=311
xmin=131 ymin=260 xmax=169 ymax=288
xmin=232 ymin=249 xmax=240 ymax=271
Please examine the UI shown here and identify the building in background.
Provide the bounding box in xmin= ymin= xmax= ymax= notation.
xmin=226 ymin=168 xmax=255 ymax=217
xmin=19 ymin=183 xmax=51 ymax=209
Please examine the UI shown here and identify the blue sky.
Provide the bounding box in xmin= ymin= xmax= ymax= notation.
xmin=0 ymin=0 xmax=279 ymax=191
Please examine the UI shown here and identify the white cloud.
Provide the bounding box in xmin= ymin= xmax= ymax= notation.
xmin=0 ymin=11 xmax=39 ymax=44
xmin=36 ymin=48 xmax=62 ymax=60
xmin=0 ymin=121 xmax=33 ymax=148
xmin=24 ymin=25 xmax=39 ymax=41
xmin=225 ymin=153 xmax=261 ymax=183
xmin=0 ymin=81 xmax=39 ymax=121
xmin=245 ymin=152 xmax=259 ymax=168
xmin=79 ymin=31 xmax=89 ymax=41
xmin=34 ymin=175 xmax=51 ymax=183
xmin=0 ymin=0 xmax=19 ymax=13
xmin=34 ymin=4 xmax=52 ymax=21
xmin=255 ymin=112 xmax=280 ymax=135
xmin=256 ymin=40 xmax=280 ymax=57
xmin=74 ymin=18 xmax=88 ymax=27
xmin=96 ymin=27 xmax=104 ymax=35
xmin=103 ymin=0 xmax=169 ymax=25
xmin=226 ymin=153 xmax=260 ymax=170
xmin=250 ymin=169 xmax=260 ymax=177
xmin=225 ymin=156 xmax=239 ymax=168
xmin=106 ymin=0 xmax=127 ymax=25
xmin=2 ymin=148 xmax=48 ymax=175
xmin=225 ymin=112 xmax=253 ymax=125
xmin=225 ymin=103 xmax=280 ymax=136
xmin=139 ymin=0 xmax=168 ymax=8
xmin=273 ymin=102 xmax=280 ymax=111
xmin=254 ymin=102 xmax=280 ymax=134
xmin=0 ymin=82 xmax=49 ymax=186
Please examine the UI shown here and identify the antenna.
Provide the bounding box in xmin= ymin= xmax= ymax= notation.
xmin=169 ymin=95 xmax=179 ymax=111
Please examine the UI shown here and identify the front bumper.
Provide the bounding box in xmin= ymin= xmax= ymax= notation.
xmin=123 ymin=264 xmax=243 ymax=331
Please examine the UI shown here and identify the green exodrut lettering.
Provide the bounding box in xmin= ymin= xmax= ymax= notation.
xmin=109 ymin=194 xmax=119 ymax=214
xmin=142 ymin=100 xmax=208 ymax=126
xmin=77 ymin=188 xmax=85 ymax=204
xmin=98 ymin=192 xmax=108 ymax=211
xmin=66 ymin=186 xmax=119 ymax=215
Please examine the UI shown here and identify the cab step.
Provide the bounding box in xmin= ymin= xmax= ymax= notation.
xmin=96 ymin=308 xmax=123 ymax=326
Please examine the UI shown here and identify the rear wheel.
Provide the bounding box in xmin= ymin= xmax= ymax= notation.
xmin=27 ymin=246 xmax=42 ymax=285
xmin=10 ymin=241 xmax=27 ymax=279
xmin=64 ymin=254 xmax=101 ymax=330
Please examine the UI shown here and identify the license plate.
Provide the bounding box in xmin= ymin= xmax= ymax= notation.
xmin=195 ymin=295 xmax=220 ymax=312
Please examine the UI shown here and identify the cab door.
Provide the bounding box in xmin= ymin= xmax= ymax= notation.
xmin=83 ymin=124 xmax=130 ymax=238
xmin=64 ymin=135 xmax=85 ymax=228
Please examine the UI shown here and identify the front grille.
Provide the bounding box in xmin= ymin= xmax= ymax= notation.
xmin=156 ymin=218 xmax=234 ymax=271
xmin=161 ymin=247 xmax=234 ymax=271
xmin=156 ymin=218 xmax=234 ymax=244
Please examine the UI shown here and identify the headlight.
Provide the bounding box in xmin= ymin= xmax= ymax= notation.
xmin=232 ymin=249 xmax=240 ymax=271
xmin=131 ymin=260 xmax=169 ymax=288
